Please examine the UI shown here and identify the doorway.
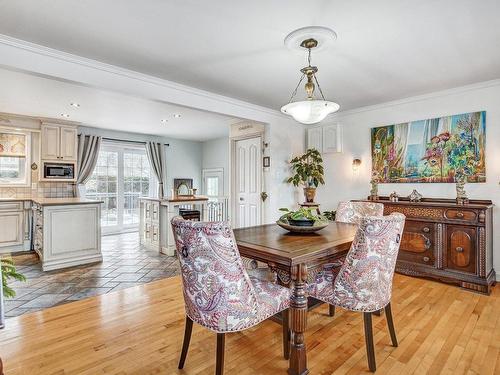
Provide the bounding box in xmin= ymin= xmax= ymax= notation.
xmin=231 ymin=136 xmax=262 ymax=228
xmin=85 ymin=141 xmax=156 ymax=234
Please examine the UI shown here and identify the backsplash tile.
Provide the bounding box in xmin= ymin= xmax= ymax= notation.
xmin=0 ymin=182 xmax=75 ymax=198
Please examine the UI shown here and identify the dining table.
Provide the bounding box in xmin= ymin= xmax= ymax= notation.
xmin=233 ymin=221 xmax=358 ymax=375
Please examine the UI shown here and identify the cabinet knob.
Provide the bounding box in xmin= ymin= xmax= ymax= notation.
xmin=423 ymin=256 xmax=430 ymax=262
xmin=456 ymin=212 xmax=464 ymax=218
xmin=456 ymin=246 xmax=464 ymax=253
xmin=422 ymin=227 xmax=430 ymax=233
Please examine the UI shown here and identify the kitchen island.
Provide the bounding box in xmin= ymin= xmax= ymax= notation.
xmin=0 ymin=197 xmax=103 ymax=271
xmin=139 ymin=196 xmax=208 ymax=256
xmin=32 ymin=198 xmax=103 ymax=271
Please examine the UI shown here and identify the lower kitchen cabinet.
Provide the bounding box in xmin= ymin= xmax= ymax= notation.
xmin=0 ymin=201 xmax=31 ymax=253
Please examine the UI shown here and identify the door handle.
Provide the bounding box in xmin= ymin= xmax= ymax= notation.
xmin=239 ymin=197 xmax=244 ymax=201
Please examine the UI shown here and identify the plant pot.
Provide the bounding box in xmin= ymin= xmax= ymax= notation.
xmin=303 ymin=187 xmax=316 ymax=203
xmin=289 ymin=219 xmax=315 ymax=227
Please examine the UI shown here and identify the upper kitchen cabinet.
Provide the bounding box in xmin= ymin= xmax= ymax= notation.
xmin=41 ymin=123 xmax=78 ymax=161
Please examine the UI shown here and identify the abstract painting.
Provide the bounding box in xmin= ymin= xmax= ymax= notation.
xmin=371 ymin=111 xmax=486 ymax=183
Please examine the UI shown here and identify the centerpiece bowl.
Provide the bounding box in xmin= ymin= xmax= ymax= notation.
xmin=276 ymin=220 xmax=328 ymax=233
xmin=277 ymin=207 xmax=328 ymax=233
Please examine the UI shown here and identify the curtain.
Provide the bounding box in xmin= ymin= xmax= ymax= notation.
xmin=146 ymin=141 xmax=166 ymax=199
xmin=74 ymin=135 xmax=102 ymax=197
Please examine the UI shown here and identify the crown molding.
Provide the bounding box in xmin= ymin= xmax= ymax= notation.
xmin=0 ymin=34 xmax=290 ymax=122
xmin=331 ymin=78 xmax=500 ymax=118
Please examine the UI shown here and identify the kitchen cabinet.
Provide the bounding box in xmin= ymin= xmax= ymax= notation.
xmin=41 ymin=123 xmax=78 ymax=161
xmin=32 ymin=200 xmax=102 ymax=271
xmin=0 ymin=211 xmax=23 ymax=248
xmin=306 ymin=124 xmax=342 ymax=153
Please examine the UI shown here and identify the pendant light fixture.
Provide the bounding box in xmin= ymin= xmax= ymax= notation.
xmin=281 ymin=26 xmax=340 ymax=125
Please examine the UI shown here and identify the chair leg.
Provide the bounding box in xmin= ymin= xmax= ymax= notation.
xmin=178 ymin=315 xmax=193 ymax=369
xmin=282 ymin=309 xmax=290 ymax=359
xmin=216 ymin=333 xmax=225 ymax=375
xmin=384 ymin=302 xmax=398 ymax=347
xmin=372 ymin=309 xmax=383 ymax=316
xmin=363 ymin=312 xmax=376 ymax=372
xmin=329 ymin=304 xmax=336 ymax=317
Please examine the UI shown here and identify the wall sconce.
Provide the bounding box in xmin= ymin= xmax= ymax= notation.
xmin=352 ymin=158 xmax=362 ymax=172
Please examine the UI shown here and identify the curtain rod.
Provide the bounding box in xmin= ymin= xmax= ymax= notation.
xmin=100 ymin=136 xmax=170 ymax=146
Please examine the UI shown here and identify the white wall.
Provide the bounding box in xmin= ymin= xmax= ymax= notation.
xmin=264 ymin=118 xmax=305 ymax=223
xmin=315 ymin=80 xmax=500 ymax=274
xmin=202 ymin=137 xmax=230 ymax=196
xmin=79 ymin=126 xmax=202 ymax=195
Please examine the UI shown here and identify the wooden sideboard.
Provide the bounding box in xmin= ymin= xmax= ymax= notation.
xmin=367 ymin=197 xmax=495 ymax=294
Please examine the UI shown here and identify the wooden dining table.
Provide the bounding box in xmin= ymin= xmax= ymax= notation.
xmin=233 ymin=222 xmax=358 ymax=375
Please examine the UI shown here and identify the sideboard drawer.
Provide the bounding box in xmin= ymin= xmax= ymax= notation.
xmin=398 ymin=221 xmax=435 ymax=266
xmin=444 ymin=209 xmax=477 ymax=222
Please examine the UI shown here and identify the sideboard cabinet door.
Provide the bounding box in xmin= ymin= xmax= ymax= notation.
xmin=398 ymin=221 xmax=435 ymax=266
xmin=445 ymin=225 xmax=476 ymax=274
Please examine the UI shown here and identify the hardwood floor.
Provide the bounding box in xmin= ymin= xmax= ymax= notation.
xmin=0 ymin=274 xmax=499 ymax=374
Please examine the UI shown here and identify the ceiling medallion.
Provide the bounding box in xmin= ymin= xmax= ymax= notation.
xmin=281 ymin=26 xmax=340 ymax=125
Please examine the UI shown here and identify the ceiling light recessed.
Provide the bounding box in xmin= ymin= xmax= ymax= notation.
xmin=161 ymin=119 xmax=168 ymax=123
xmin=60 ymin=113 xmax=70 ymax=118
xmin=70 ymin=102 xmax=80 ymax=108
xmin=173 ymin=114 xmax=181 ymax=118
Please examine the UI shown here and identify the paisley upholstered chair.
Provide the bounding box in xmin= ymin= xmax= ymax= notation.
xmin=171 ymin=217 xmax=291 ymax=375
xmin=308 ymin=213 xmax=405 ymax=372
xmin=336 ymin=201 xmax=385 ymax=225
xmin=321 ymin=200 xmax=385 ymax=317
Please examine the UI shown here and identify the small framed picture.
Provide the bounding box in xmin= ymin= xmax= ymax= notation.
xmin=263 ymin=156 xmax=270 ymax=168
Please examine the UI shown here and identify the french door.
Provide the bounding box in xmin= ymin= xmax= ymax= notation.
xmin=85 ymin=142 xmax=155 ymax=234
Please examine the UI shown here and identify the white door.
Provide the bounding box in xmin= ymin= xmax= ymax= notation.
xmin=202 ymin=168 xmax=224 ymax=198
xmin=234 ymin=137 xmax=261 ymax=228
xmin=85 ymin=142 xmax=156 ymax=234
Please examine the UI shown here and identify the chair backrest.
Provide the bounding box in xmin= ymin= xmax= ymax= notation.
xmin=332 ymin=213 xmax=405 ymax=312
xmin=336 ymin=201 xmax=384 ymax=225
xmin=171 ymin=217 xmax=259 ymax=332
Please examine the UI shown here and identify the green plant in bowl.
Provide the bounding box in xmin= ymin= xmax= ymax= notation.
xmin=278 ymin=207 xmax=328 ymax=227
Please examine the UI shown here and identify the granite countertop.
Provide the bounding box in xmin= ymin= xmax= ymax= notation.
xmin=32 ymin=197 xmax=104 ymax=206
xmin=0 ymin=196 xmax=103 ymax=206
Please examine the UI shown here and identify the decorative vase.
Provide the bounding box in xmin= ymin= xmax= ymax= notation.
xmin=303 ymin=187 xmax=316 ymax=203
xmin=408 ymin=189 xmax=423 ymax=202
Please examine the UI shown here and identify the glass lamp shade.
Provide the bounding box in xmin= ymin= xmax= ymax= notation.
xmin=281 ymin=100 xmax=340 ymax=125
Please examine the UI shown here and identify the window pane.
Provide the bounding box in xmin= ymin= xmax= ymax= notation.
xmin=123 ymin=149 xmax=153 ymax=226
xmin=85 ymin=150 xmax=119 ymax=227
xmin=206 ymin=176 xmax=219 ymax=197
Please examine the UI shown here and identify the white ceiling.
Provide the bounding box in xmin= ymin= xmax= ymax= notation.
xmin=0 ymin=0 xmax=499 ymax=112
xmin=0 ymin=68 xmax=238 ymax=141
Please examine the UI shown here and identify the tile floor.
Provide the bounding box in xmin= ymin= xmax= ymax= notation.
xmin=4 ymin=232 xmax=180 ymax=318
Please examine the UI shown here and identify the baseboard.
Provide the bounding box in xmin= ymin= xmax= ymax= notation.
xmin=41 ymin=254 xmax=103 ymax=271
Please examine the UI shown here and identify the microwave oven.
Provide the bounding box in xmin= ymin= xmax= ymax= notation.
xmin=43 ymin=162 xmax=75 ymax=180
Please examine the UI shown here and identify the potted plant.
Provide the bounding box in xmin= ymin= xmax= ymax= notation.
xmin=287 ymin=148 xmax=325 ymax=203
xmin=278 ymin=207 xmax=327 ymax=227
xmin=1 ymin=257 xmax=25 ymax=329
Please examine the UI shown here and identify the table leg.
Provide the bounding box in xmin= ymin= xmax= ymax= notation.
xmin=288 ymin=263 xmax=309 ymax=375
